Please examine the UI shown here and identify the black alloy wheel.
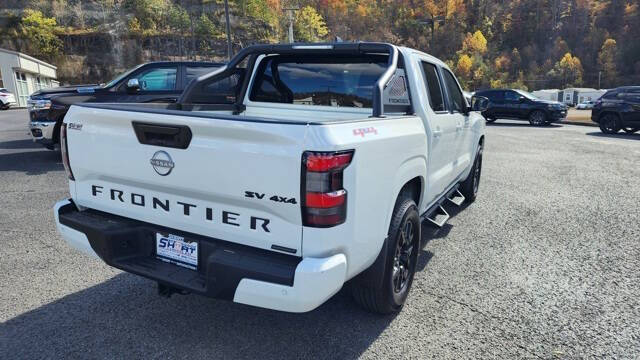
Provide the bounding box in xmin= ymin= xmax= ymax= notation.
xmin=599 ymin=114 xmax=620 ymax=134
xmin=529 ymin=110 xmax=547 ymax=126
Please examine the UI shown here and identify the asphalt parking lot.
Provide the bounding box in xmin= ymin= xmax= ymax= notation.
xmin=1 ymin=109 xmax=639 ymax=359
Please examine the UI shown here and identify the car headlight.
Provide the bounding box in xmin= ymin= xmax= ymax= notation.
xmin=27 ymin=99 xmax=51 ymax=110
xmin=547 ymin=104 xmax=563 ymax=110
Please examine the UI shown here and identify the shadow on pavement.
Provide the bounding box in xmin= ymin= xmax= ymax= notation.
xmin=1 ymin=273 xmax=395 ymax=359
xmin=0 ymin=139 xmax=42 ymax=150
xmin=417 ymin=201 xmax=469 ymax=270
xmin=486 ymin=122 xmax=563 ymax=128
xmin=586 ymin=132 xmax=640 ymax=141
xmin=0 ymin=149 xmax=62 ymax=174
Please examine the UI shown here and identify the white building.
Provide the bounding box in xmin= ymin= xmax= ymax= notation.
xmin=532 ymin=89 xmax=560 ymax=101
xmin=0 ymin=48 xmax=59 ymax=107
xmin=559 ymin=88 xmax=607 ymax=106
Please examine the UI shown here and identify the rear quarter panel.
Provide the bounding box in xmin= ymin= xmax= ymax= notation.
xmin=302 ymin=116 xmax=427 ymax=280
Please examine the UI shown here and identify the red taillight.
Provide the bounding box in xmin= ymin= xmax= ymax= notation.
xmin=302 ymin=150 xmax=353 ymax=227
xmin=60 ymin=123 xmax=75 ymax=180
xmin=306 ymin=152 xmax=353 ymax=172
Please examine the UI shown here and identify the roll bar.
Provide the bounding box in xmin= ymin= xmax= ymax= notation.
xmin=179 ymin=42 xmax=400 ymax=118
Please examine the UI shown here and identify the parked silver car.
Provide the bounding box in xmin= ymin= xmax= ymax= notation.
xmin=576 ymin=100 xmax=595 ymax=110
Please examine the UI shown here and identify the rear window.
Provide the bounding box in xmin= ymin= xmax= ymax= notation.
xmin=185 ymin=66 xmax=220 ymax=86
xmin=249 ymin=55 xmax=387 ymax=108
xmin=602 ymin=91 xmax=617 ymax=99
xmin=421 ymin=62 xmax=445 ymax=112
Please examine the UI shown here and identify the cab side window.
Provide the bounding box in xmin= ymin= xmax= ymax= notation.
xmin=420 ymin=62 xmax=446 ymax=112
xmin=441 ymin=69 xmax=465 ymax=112
xmin=137 ymin=67 xmax=177 ymax=91
xmin=504 ymin=91 xmax=520 ymax=101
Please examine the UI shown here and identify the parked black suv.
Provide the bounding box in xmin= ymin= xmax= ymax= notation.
xmin=591 ymin=86 xmax=640 ymax=134
xmin=28 ymin=61 xmax=223 ymax=149
xmin=474 ymin=89 xmax=568 ymax=126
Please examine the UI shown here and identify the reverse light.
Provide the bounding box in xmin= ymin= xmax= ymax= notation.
xmin=302 ymin=150 xmax=353 ymax=227
xmin=60 ymin=123 xmax=75 ymax=180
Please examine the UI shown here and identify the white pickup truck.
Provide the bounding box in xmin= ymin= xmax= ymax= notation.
xmin=54 ymin=43 xmax=488 ymax=314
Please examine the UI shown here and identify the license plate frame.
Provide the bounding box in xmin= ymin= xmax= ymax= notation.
xmin=155 ymin=232 xmax=198 ymax=270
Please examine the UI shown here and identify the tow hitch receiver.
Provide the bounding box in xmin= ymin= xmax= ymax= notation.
xmin=158 ymin=283 xmax=190 ymax=298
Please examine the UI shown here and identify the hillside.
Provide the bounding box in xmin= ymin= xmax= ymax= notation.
xmin=0 ymin=0 xmax=638 ymax=90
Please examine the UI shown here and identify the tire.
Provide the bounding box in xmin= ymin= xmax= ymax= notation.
xmin=528 ymin=110 xmax=547 ymax=126
xmin=623 ymin=127 xmax=639 ymax=134
xmin=460 ymin=142 xmax=483 ymax=203
xmin=351 ymin=194 xmax=420 ymax=314
xmin=599 ymin=114 xmax=620 ymax=134
xmin=484 ymin=116 xmax=497 ymax=123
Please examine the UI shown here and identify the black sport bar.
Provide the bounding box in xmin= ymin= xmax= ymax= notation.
xmin=179 ymin=42 xmax=399 ymax=118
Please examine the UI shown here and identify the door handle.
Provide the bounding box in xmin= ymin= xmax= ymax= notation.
xmin=456 ymin=123 xmax=463 ymax=131
xmin=433 ymin=129 xmax=443 ymax=137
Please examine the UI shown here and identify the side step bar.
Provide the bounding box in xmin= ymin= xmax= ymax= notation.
xmin=447 ymin=189 xmax=465 ymax=206
xmin=425 ymin=205 xmax=449 ymax=227
xmin=421 ymin=185 xmax=464 ymax=228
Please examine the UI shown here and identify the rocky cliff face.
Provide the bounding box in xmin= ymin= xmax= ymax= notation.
xmin=53 ymin=33 xmax=233 ymax=85
xmin=0 ymin=1 xmax=266 ymax=85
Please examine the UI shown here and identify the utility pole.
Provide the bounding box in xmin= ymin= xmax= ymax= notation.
xmin=418 ymin=16 xmax=445 ymax=49
xmin=283 ymin=5 xmax=299 ymax=43
xmin=224 ymin=0 xmax=232 ymax=60
xmin=598 ymin=71 xmax=602 ymax=89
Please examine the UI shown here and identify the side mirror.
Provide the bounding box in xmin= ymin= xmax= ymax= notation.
xmin=518 ymin=96 xmax=526 ymax=102
xmin=126 ymin=78 xmax=140 ymax=91
xmin=470 ymin=95 xmax=490 ymax=112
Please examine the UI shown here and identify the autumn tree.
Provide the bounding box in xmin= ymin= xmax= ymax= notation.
xmin=548 ymin=53 xmax=584 ymax=88
xmin=294 ymin=6 xmax=328 ymax=42
xmin=20 ymin=9 xmax=62 ymax=61
xmin=598 ymin=38 xmax=618 ymax=88
xmin=462 ymin=30 xmax=487 ymax=55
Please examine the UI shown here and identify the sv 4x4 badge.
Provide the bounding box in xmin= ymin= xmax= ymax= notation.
xmin=245 ymin=191 xmax=297 ymax=204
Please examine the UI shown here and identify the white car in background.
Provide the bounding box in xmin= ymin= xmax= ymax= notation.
xmin=0 ymin=88 xmax=17 ymax=110
xmin=576 ymin=101 xmax=595 ymax=110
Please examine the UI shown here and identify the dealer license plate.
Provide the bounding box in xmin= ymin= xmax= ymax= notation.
xmin=155 ymin=233 xmax=198 ymax=270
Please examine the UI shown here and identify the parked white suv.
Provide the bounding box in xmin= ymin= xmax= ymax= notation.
xmin=0 ymin=88 xmax=17 ymax=110
xmin=54 ymin=43 xmax=488 ymax=314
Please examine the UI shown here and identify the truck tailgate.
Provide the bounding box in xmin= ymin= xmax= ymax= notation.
xmin=65 ymin=105 xmax=307 ymax=255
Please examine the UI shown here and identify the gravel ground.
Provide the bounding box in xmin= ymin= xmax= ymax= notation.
xmin=1 ymin=110 xmax=639 ymax=359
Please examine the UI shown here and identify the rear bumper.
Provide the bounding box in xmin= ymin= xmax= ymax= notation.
xmin=53 ymin=199 xmax=346 ymax=313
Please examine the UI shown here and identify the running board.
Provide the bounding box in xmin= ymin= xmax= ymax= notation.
xmin=447 ymin=189 xmax=465 ymax=206
xmin=425 ymin=205 xmax=450 ymax=228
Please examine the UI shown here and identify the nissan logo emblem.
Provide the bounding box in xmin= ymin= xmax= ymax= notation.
xmin=150 ymin=151 xmax=174 ymax=176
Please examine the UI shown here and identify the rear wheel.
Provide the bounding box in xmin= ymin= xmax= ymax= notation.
xmin=529 ymin=110 xmax=547 ymax=126
xmin=460 ymin=142 xmax=483 ymax=203
xmin=599 ymin=114 xmax=620 ymax=134
xmin=484 ymin=117 xmax=497 ymax=123
xmin=351 ymin=195 xmax=420 ymax=314
xmin=623 ymin=127 xmax=639 ymax=134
